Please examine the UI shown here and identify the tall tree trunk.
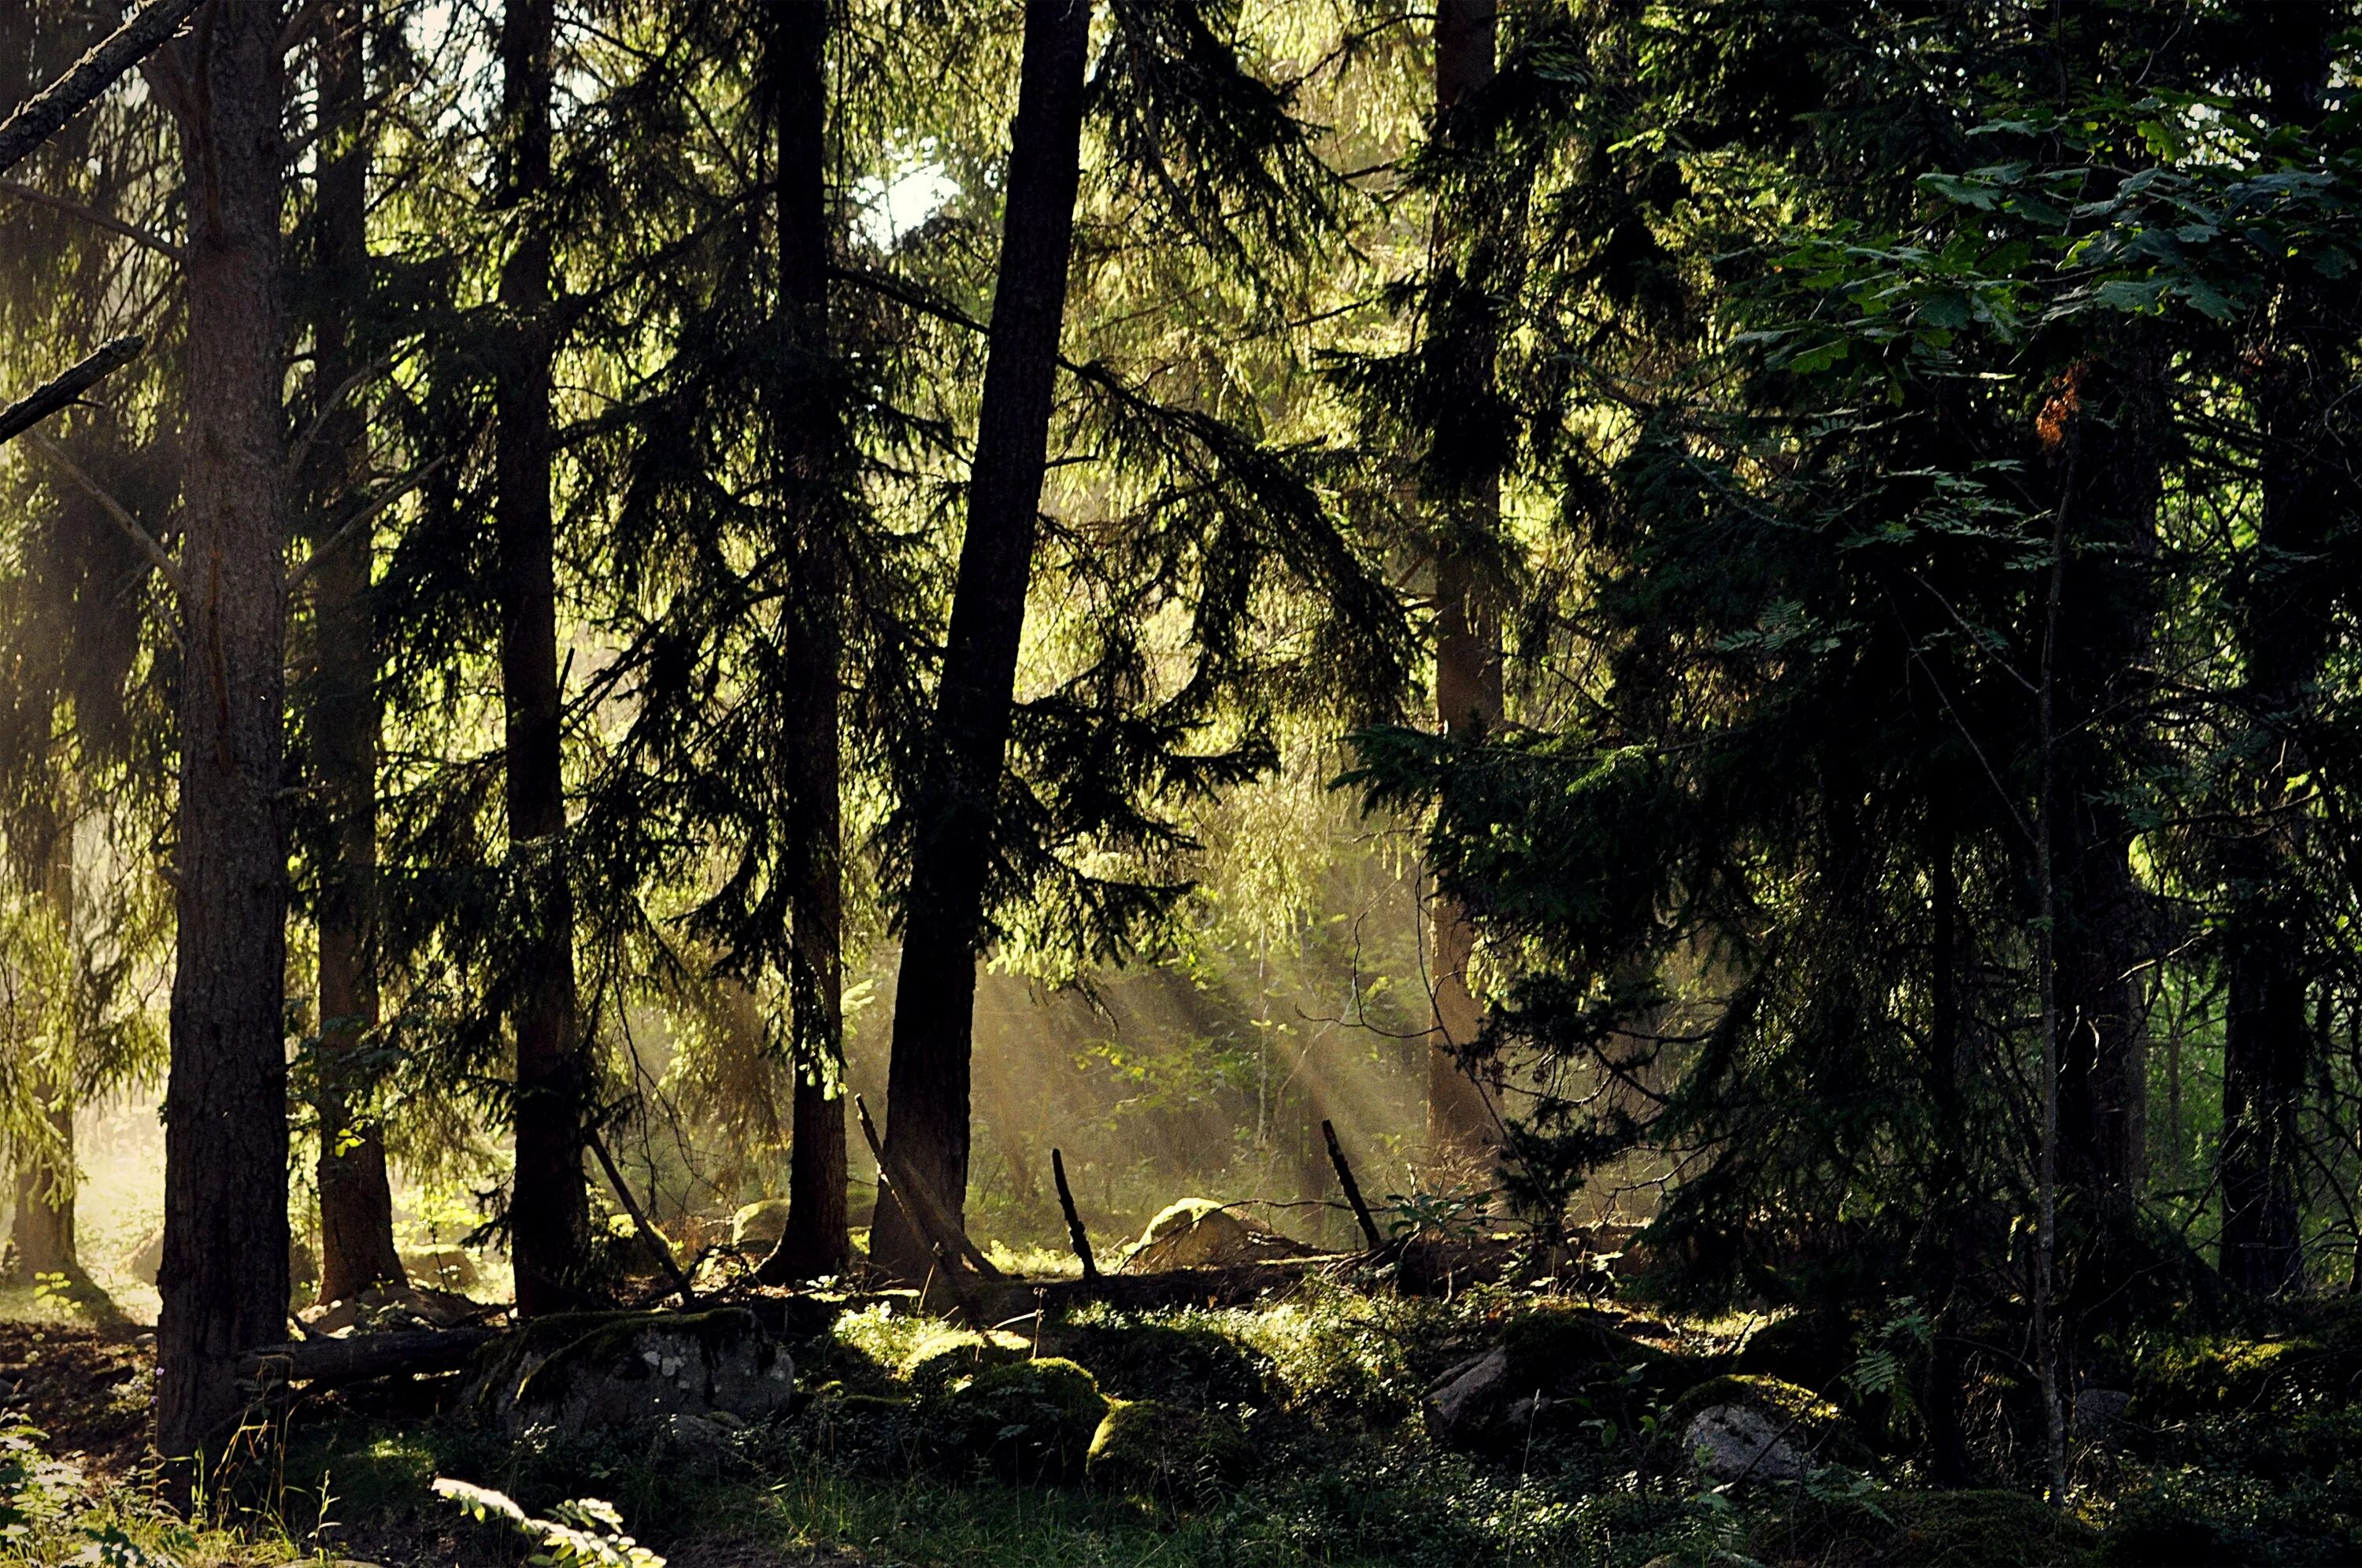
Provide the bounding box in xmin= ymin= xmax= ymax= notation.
xmin=872 ymin=0 xmax=1090 ymax=1281
xmin=2219 ymin=20 xmax=2338 ymax=1296
xmin=496 ymin=0 xmax=587 ymax=1315
xmin=2048 ymin=348 xmax=2160 ymax=1224
xmin=308 ymin=0 xmax=406 ymax=1306
xmin=759 ymin=0 xmax=849 ymax=1285
xmin=9 ymin=821 xmax=76 ymax=1288
xmin=1423 ymin=0 xmax=1502 ymax=1167
xmin=156 ymin=0 xmax=293 ymax=1463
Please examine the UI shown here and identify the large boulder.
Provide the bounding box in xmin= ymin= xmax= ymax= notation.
xmin=902 ymin=1328 xmax=1033 ymax=1392
xmin=1045 ymin=1321 xmax=1276 ymax=1410
xmin=731 ymin=1198 xmax=794 ymax=1252
xmin=1661 ymin=1374 xmax=1867 ymax=1484
xmin=468 ymin=1308 xmax=794 ymax=1434
xmin=1086 ymin=1397 xmax=1252 ymax=1503
xmin=1119 ymin=1200 xmax=1310 ymax=1274
xmin=302 ymin=1281 xmax=483 ymax=1336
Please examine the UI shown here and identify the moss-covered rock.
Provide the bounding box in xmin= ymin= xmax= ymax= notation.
xmin=731 ymin=1197 xmax=794 ymax=1250
xmin=1424 ymin=1307 xmax=1702 ymax=1455
xmin=1119 ymin=1200 xmax=1310 ymax=1273
xmin=1658 ymin=1374 xmax=1869 ymax=1481
xmin=1085 ymin=1398 xmax=1253 ymax=1503
xmin=2133 ymin=1335 xmax=2330 ymax=1420
xmin=467 ymin=1307 xmax=794 ymax=1433
xmin=903 ymin=1328 xmax=1033 ymax=1392
xmin=1048 ymin=1321 xmax=1276 ymax=1410
xmin=1734 ymin=1308 xmax=1857 ymax=1393
xmin=929 ymin=1357 xmax=1109 ymax=1483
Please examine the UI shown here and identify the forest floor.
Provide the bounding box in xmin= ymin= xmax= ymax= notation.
xmin=0 ymin=1263 xmax=2353 ymax=1566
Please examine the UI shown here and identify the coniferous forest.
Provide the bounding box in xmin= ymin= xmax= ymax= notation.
xmin=6 ymin=1 xmax=2362 ymax=1562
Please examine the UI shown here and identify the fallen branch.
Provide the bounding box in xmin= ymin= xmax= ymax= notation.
xmin=586 ymin=1126 xmax=698 ymax=1306
xmin=0 ymin=335 xmax=144 ymax=447
xmin=239 ymin=1326 xmax=497 ymax=1389
xmin=1322 ymin=1119 xmax=1385 ymax=1250
xmin=853 ymin=1095 xmax=1003 ymax=1281
xmin=0 ymin=0 xmax=211 ymax=180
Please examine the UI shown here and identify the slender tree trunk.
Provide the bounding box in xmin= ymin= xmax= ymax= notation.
xmin=1423 ymin=0 xmax=1502 ymax=1167
xmin=872 ymin=0 xmax=1090 ymax=1281
xmin=156 ymin=0 xmax=293 ymax=1463
xmin=759 ymin=0 xmax=849 ymax=1284
xmin=2048 ymin=350 xmax=2161 ymax=1223
xmin=9 ymin=818 xmax=76 ymax=1288
xmin=2219 ymin=20 xmax=2336 ymax=1298
xmin=496 ymin=0 xmax=588 ymax=1315
xmin=308 ymin=0 xmax=405 ymax=1306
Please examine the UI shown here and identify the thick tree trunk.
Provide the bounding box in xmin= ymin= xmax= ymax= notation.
xmin=2219 ymin=16 xmax=2337 ymax=1299
xmin=872 ymin=0 xmax=1090 ymax=1282
xmin=156 ymin=0 xmax=292 ymax=1463
xmin=308 ymin=0 xmax=406 ymax=1307
xmin=1423 ymin=0 xmax=1502 ymax=1167
xmin=759 ymin=0 xmax=850 ymax=1285
xmin=497 ymin=0 xmax=588 ymax=1316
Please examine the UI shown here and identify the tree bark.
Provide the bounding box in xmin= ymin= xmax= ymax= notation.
xmin=872 ymin=0 xmax=1090 ymax=1281
xmin=155 ymin=0 xmax=292 ymax=1463
xmin=307 ymin=0 xmax=405 ymax=1307
xmin=496 ymin=0 xmax=589 ymax=1316
xmin=9 ymin=819 xmax=77 ymax=1288
xmin=0 ymin=0 xmax=209 ymax=181
xmin=757 ymin=0 xmax=849 ymax=1286
xmin=1423 ymin=0 xmax=1502 ymax=1167
xmin=2218 ymin=14 xmax=2338 ymax=1299
xmin=2048 ymin=349 xmax=2160 ymax=1222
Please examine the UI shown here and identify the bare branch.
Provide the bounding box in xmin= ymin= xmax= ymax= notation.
xmin=0 ymin=335 xmax=145 ymax=447
xmin=284 ymin=353 xmax=394 ymax=482
xmin=287 ymin=454 xmax=447 ymax=592
xmin=21 ymin=430 xmax=185 ymax=601
xmin=0 ymin=0 xmax=212 ymax=180
xmin=0 ymin=179 xmax=183 ymax=261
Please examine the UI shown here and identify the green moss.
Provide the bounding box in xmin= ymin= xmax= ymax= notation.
xmin=2134 ymin=1336 xmax=2328 ymax=1419
xmin=1733 ymin=1307 xmax=1857 ymax=1392
xmin=930 ymin=1358 xmax=1109 ymax=1484
xmin=1048 ymin=1320 xmax=1275 ymax=1409
xmin=904 ymin=1329 xmax=1033 ymax=1392
xmin=1659 ymin=1374 xmax=1870 ymax=1470
xmin=1084 ymin=1398 xmax=1253 ymax=1504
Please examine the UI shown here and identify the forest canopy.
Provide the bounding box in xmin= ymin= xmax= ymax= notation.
xmin=4 ymin=1 xmax=2362 ymax=1563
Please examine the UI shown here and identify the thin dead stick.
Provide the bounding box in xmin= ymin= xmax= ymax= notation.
xmin=21 ymin=429 xmax=183 ymax=600
xmin=287 ymin=454 xmax=446 ymax=591
xmin=0 ymin=181 xmax=181 ymax=261
xmin=1050 ymin=1148 xmax=1100 ymax=1281
xmin=284 ymin=353 xmax=395 ymax=482
xmin=585 ymin=1126 xmax=698 ymax=1305
xmin=1322 ymin=1119 xmax=1385 ymax=1251
xmin=0 ymin=0 xmax=212 ymax=179
xmin=853 ymin=1094 xmax=1003 ymax=1281
xmin=0 ymin=335 xmax=144 ymax=447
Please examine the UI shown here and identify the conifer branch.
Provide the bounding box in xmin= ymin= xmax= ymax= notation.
xmin=21 ymin=430 xmax=184 ymax=601
xmin=0 ymin=181 xmax=183 ymax=261
xmin=0 ymin=0 xmax=211 ymax=179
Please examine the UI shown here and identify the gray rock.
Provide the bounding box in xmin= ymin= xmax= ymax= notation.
xmin=1424 ymin=1347 xmax=1511 ymax=1445
xmin=1683 ymin=1401 xmax=1812 ymax=1483
xmin=731 ymin=1198 xmax=793 ymax=1250
xmin=2074 ymin=1386 xmax=2132 ymax=1439
xmin=472 ymin=1308 xmax=795 ymax=1434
